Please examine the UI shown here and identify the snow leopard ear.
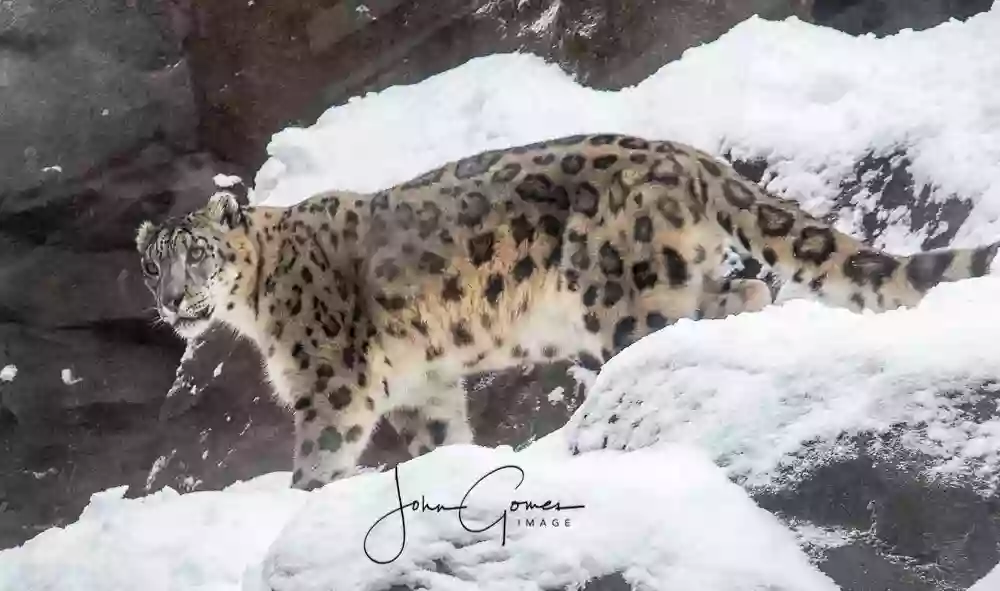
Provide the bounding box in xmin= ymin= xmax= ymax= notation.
xmin=206 ymin=191 xmax=246 ymax=230
xmin=135 ymin=221 xmax=156 ymax=253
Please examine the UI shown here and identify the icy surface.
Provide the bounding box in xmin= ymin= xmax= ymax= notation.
xmin=247 ymin=444 xmax=838 ymax=591
xmin=252 ymin=8 xmax=1000 ymax=252
xmin=0 ymin=475 xmax=307 ymax=591
xmin=566 ymin=277 xmax=1000 ymax=493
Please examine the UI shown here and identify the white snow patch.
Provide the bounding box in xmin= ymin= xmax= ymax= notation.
xmin=40 ymin=165 xmax=62 ymax=173
xmin=567 ymin=277 xmax=1000 ymax=493
xmin=180 ymin=476 xmax=203 ymax=492
xmin=213 ymin=173 xmax=243 ymax=188
xmin=971 ymin=562 xmax=1000 ymax=591
xmin=788 ymin=520 xmax=858 ymax=554
xmin=571 ymin=7 xmax=602 ymax=39
xmin=29 ymin=468 xmax=58 ymax=480
xmin=252 ymin=8 xmax=1000 ymax=253
xmin=213 ymin=362 xmax=225 ymax=378
xmin=60 ymin=368 xmax=83 ymax=386
xmin=469 ymin=373 xmax=497 ymax=392
xmin=525 ymin=0 xmax=560 ymax=35
xmin=145 ymin=450 xmax=176 ymax=492
xmin=249 ymin=444 xmax=837 ymax=591
xmin=546 ymin=385 xmax=565 ymax=404
xmin=166 ymin=336 xmax=206 ymax=399
xmin=0 ymin=475 xmax=307 ymax=591
xmin=0 ymin=365 xmax=17 ymax=383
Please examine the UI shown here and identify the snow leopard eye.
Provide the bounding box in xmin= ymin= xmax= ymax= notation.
xmin=143 ymin=260 xmax=160 ymax=277
xmin=188 ymin=245 xmax=206 ymax=263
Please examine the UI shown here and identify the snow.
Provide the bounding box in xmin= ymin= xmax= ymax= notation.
xmin=526 ymin=0 xmax=560 ymax=36
xmin=788 ymin=521 xmax=858 ymax=563
xmin=0 ymin=446 xmax=840 ymax=591
xmin=250 ymin=444 xmax=837 ymax=591
xmin=0 ymin=475 xmax=307 ymax=591
xmin=0 ymin=364 xmax=16 ymax=383
xmin=971 ymin=563 xmax=1000 ymax=591
xmin=566 ymin=276 xmax=1000 ymax=493
xmin=60 ymin=368 xmax=83 ymax=385
xmin=213 ymin=174 xmax=244 ymax=189
xmin=250 ymin=7 xmax=1000 ymax=253
xmin=145 ymin=451 xmax=177 ymax=492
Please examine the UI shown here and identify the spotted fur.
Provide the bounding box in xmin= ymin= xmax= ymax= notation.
xmin=136 ymin=134 xmax=999 ymax=490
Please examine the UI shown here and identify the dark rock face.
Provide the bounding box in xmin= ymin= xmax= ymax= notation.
xmin=748 ymin=387 xmax=1000 ymax=590
xmin=0 ymin=143 xmax=251 ymax=549
xmin=0 ymin=0 xmax=195 ymax=197
xmin=812 ymin=0 xmax=994 ymax=36
xmin=754 ymin=425 xmax=1000 ymax=591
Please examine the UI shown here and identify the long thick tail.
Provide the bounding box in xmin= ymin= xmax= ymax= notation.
xmin=697 ymin=152 xmax=1000 ymax=313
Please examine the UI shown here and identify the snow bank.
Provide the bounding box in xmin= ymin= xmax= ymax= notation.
xmin=566 ymin=276 xmax=1000 ymax=493
xmin=252 ymin=7 xmax=1000 ymax=252
xmin=247 ymin=444 xmax=838 ymax=591
xmin=0 ymin=474 xmax=307 ymax=591
xmin=971 ymin=562 xmax=1000 ymax=591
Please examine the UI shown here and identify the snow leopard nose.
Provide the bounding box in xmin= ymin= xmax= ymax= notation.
xmin=163 ymin=295 xmax=184 ymax=314
xmin=161 ymin=292 xmax=184 ymax=314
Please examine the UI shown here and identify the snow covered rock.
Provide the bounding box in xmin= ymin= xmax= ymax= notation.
xmin=565 ymin=276 xmax=1000 ymax=589
xmin=0 ymin=474 xmax=308 ymax=591
xmin=182 ymin=0 xmax=813 ymax=167
xmin=248 ymin=444 xmax=839 ymax=591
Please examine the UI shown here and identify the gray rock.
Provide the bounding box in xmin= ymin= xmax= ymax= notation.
xmin=812 ymin=0 xmax=994 ymax=36
xmin=818 ymin=543 xmax=939 ymax=591
xmin=565 ymin=333 xmax=1000 ymax=591
xmin=832 ymin=151 xmax=974 ymax=251
xmin=0 ymin=321 xmax=181 ymax=422
xmin=0 ymin=0 xmax=195 ymax=196
xmin=0 ymin=247 xmax=149 ymax=328
xmin=754 ymin=426 xmax=1000 ymax=591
